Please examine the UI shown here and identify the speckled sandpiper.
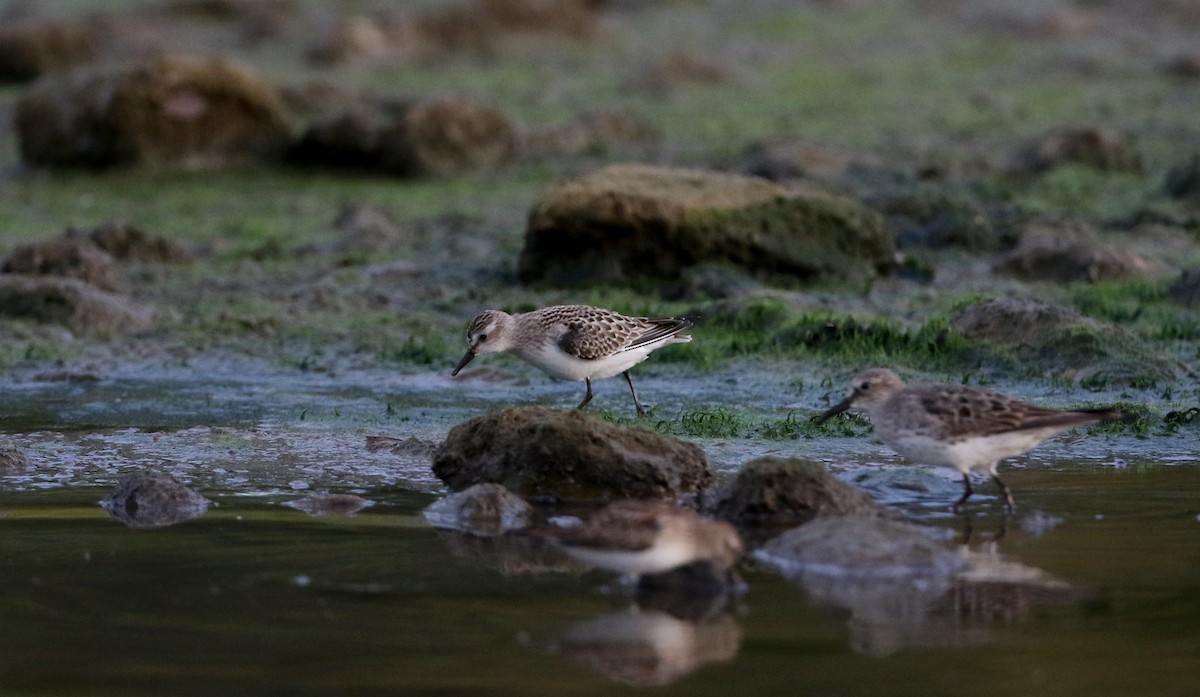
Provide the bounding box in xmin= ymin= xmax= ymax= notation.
xmin=815 ymin=368 xmax=1121 ymax=511
xmin=450 ymin=304 xmax=692 ymax=415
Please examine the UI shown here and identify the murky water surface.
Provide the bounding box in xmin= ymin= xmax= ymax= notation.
xmin=1 ymin=361 xmax=1198 ymax=696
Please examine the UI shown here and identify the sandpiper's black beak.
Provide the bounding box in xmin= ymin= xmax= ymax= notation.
xmin=813 ymin=395 xmax=855 ymax=424
xmin=451 ymin=349 xmax=476 ymax=376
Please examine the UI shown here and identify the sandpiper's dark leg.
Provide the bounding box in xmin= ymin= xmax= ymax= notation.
xmin=623 ymin=370 xmax=646 ymax=416
xmin=952 ymin=474 xmax=973 ymax=511
xmin=992 ymin=474 xmax=1016 ymax=511
xmin=959 ymin=509 xmax=974 ymax=544
xmin=576 ymin=378 xmax=594 ymax=410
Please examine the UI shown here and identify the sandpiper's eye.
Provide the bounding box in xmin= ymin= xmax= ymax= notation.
xmin=859 ymin=381 xmax=870 ymax=390
xmin=478 ymin=333 xmax=488 ymax=342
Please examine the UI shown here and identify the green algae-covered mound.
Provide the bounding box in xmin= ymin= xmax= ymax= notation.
xmin=950 ymin=296 xmax=1178 ymax=385
xmin=518 ymin=164 xmax=894 ymax=287
xmin=432 ymin=406 xmax=713 ymax=501
xmin=16 ymin=55 xmax=292 ymax=169
xmin=710 ymin=456 xmax=883 ymax=531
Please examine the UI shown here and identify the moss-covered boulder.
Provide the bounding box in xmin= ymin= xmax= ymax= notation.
xmin=950 ymin=297 xmax=1177 ymax=384
xmin=709 ymin=456 xmax=883 ymax=531
xmin=0 ymin=20 xmax=96 ymax=83
xmin=16 ymin=55 xmax=292 ymax=169
xmin=518 ymin=164 xmax=894 ymax=286
xmin=432 ymin=406 xmax=712 ymax=501
xmin=0 ymin=275 xmax=155 ymax=336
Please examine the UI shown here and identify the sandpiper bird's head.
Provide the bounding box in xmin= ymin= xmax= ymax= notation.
xmin=451 ymin=310 xmax=514 ymax=376
xmin=815 ymin=368 xmax=906 ymax=423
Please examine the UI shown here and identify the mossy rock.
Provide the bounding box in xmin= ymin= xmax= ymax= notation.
xmin=709 ymin=456 xmax=883 ymax=531
xmin=431 ymin=406 xmax=712 ymax=501
xmin=16 ymin=55 xmax=292 ymax=169
xmin=950 ymin=296 xmax=1177 ymax=384
xmin=518 ymin=164 xmax=894 ymax=287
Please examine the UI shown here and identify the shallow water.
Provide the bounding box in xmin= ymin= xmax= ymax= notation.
xmin=1 ymin=361 xmax=1198 ymax=696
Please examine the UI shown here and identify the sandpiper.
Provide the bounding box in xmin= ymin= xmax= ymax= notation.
xmin=450 ymin=304 xmax=692 ymax=415
xmin=815 ymin=368 xmax=1121 ymax=511
xmin=537 ymin=500 xmax=743 ymax=578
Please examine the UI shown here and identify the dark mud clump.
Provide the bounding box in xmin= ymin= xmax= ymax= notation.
xmin=0 ymin=275 xmax=155 ymax=336
xmin=432 ymin=406 xmax=712 ymax=501
xmin=996 ymin=218 xmax=1167 ymax=283
xmin=1011 ymin=126 xmax=1143 ymax=174
xmin=870 ymin=186 xmax=1020 ymax=252
xmin=289 ymin=96 xmax=517 ymax=177
xmin=66 ymin=221 xmax=193 ymax=264
xmin=522 ymin=108 xmax=661 ymax=159
xmin=708 ymin=456 xmax=883 ymax=533
xmin=519 ymin=164 xmax=894 ymax=287
xmin=16 ymin=54 xmax=292 ymax=169
xmin=100 ymin=472 xmax=211 ymax=529
xmin=2 ymin=236 xmax=116 ymax=290
xmin=0 ymin=20 xmax=96 ymax=83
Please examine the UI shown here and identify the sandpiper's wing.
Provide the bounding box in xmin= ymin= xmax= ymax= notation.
xmin=913 ymin=384 xmax=1118 ymax=439
xmin=546 ymin=306 xmax=690 ymax=361
xmin=545 ymin=501 xmax=672 ymax=552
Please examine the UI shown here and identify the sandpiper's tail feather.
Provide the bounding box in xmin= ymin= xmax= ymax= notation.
xmin=627 ymin=317 xmax=693 ymax=351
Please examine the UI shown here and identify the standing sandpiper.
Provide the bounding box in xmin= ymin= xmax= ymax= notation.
xmin=536 ymin=500 xmax=744 ymax=578
xmin=450 ymin=304 xmax=692 ymax=415
xmin=815 ymin=368 xmax=1121 ymax=511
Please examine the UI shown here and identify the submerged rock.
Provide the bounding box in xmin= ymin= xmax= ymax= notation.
xmin=950 ymin=296 xmax=1177 ymax=384
xmin=100 ymin=472 xmax=210 ymax=529
xmin=755 ymin=516 xmax=963 ymax=578
xmin=423 ymin=482 xmax=533 ymax=536
xmin=709 ymin=456 xmax=883 ymax=531
xmin=518 ymin=164 xmax=894 ymax=287
xmin=0 ymin=441 xmax=31 ymax=470
xmin=431 ymin=406 xmax=712 ymax=501
xmin=0 ymin=275 xmax=155 ymax=336
xmin=284 ymin=493 xmax=375 ymax=516
xmin=16 ymin=55 xmax=292 ymax=169
xmin=755 ymin=517 xmax=1076 ymax=656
